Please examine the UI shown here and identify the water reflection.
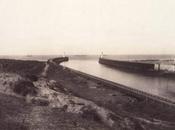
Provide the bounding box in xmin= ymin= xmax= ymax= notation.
xmin=62 ymin=60 xmax=175 ymax=101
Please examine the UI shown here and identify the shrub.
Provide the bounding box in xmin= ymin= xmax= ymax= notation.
xmin=25 ymin=74 xmax=38 ymax=82
xmin=81 ymin=106 xmax=101 ymax=122
xmin=13 ymin=80 xmax=38 ymax=96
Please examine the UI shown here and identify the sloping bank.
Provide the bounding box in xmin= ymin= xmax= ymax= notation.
xmin=47 ymin=58 xmax=175 ymax=130
xmin=0 ymin=58 xmax=110 ymax=130
xmin=0 ymin=58 xmax=175 ymax=130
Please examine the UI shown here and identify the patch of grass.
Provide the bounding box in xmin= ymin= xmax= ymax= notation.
xmin=0 ymin=122 xmax=29 ymax=130
xmin=0 ymin=59 xmax=45 ymax=76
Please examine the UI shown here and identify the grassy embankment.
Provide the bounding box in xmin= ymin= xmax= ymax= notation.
xmin=0 ymin=58 xmax=175 ymax=130
xmin=0 ymin=59 xmax=111 ymax=130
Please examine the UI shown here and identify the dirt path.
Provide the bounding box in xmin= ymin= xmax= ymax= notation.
xmin=1 ymin=59 xmax=175 ymax=130
xmin=41 ymin=62 xmax=50 ymax=77
xmin=17 ymin=61 xmax=113 ymax=129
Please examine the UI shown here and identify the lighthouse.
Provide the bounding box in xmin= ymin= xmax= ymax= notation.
xmin=100 ymin=52 xmax=104 ymax=58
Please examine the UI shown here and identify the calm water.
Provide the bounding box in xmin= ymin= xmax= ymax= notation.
xmin=62 ymin=59 xmax=175 ymax=101
xmin=1 ymin=55 xmax=175 ymax=101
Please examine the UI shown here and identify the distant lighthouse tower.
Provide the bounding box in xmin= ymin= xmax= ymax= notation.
xmin=100 ymin=52 xmax=104 ymax=58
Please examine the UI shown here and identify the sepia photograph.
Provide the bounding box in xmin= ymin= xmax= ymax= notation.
xmin=0 ymin=0 xmax=175 ymax=130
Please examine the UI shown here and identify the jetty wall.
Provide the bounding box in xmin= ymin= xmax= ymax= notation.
xmin=99 ymin=58 xmax=155 ymax=71
xmin=51 ymin=57 xmax=69 ymax=64
xmin=65 ymin=67 xmax=175 ymax=108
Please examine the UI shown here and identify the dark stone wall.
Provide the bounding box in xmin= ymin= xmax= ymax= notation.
xmin=99 ymin=58 xmax=155 ymax=71
xmin=52 ymin=57 xmax=69 ymax=64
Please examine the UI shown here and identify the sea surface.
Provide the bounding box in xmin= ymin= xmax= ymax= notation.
xmin=62 ymin=59 xmax=175 ymax=101
xmin=1 ymin=55 xmax=175 ymax=101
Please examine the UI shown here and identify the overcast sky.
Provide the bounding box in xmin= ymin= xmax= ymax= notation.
xmin=0 ymin=0 xmax=175 ymax=55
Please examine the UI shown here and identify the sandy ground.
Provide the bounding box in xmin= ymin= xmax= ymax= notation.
xmin=0 ymin=59 xmax=175 ymax=130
